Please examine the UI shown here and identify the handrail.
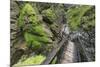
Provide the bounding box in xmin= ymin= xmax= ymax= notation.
xmin=41 ymin=37 xmax=67 ymax=65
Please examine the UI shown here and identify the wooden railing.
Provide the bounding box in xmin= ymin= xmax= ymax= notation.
xmin=41 ymin=35 xmax=68 ymax=64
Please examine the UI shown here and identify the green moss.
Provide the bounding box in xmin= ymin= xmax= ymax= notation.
xmin=67 ymin=5 xmax=92 ymax=30
xmin=24 ymin=32 xmax=50 ymax=48
xmin=33 ymin=25 xmax=48 ymax=36
xmin=18 ymin=3 xmax=37 ymax=28
xmin=13 ymin=55 xmax=46 ymax=66
xmin=24 ymin=32 xmax=41 ymax=49
xmin=18 ymin=3 xmax=52 ymax=50
xmin=42 ymin=8 xmax=57 ymax=23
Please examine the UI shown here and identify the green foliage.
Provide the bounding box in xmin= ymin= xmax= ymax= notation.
xmin=18 ymin=3 xmax=37 ymax=28
xmin=67 ymin=5 xmax=92 ymax=30
xmin=24 ymin=32 xmax=41 ymax=49
xmin=42 ymin=7 xmax=57 ymax=23
xmin=81 ymin=6 xmax=95 ymax=30
xmin=13 ymin=55 xmax=46 ymax=66
xmin=18 ymin=3 xmax=51 ymax=49
xmin=24 ymin=32 xmax=50 ymax=49
xmin=33 ymin=25 xmax=48 ymax=36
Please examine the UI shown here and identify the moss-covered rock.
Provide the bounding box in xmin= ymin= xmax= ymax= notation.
xmin=42 ymin=7 xmax=57 ymax=24
xmin=18 ymin=3 xmax=52 ymax=50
